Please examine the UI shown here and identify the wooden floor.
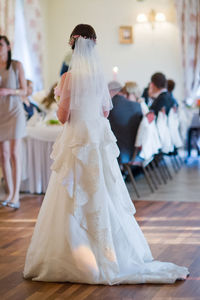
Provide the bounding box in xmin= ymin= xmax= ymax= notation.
xmin=0 ymin=197 xmax=200 ymax=300
xmin=127 ymin=157 xmax=200 ymax=202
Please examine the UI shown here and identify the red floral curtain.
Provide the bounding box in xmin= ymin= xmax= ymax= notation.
xmin=175 ymin=0 xmax=200 ymax=100
xmin=0 ymin=0 xmax=16 ymax=45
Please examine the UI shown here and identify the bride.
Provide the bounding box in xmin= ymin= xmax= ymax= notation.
xmin=23 ymin=24 xmax=189 ymax=285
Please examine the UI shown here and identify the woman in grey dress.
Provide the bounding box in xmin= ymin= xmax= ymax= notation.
xmin=0 ymin=35 xmax=26 ymax=209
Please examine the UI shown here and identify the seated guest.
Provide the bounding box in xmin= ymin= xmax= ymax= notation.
xmin=23 ymin=80 xmax=42 ymax=120
xmin=167 ymin=79 xmax=179 ymax=107
xmin=149 ymin=72 xmax=174 ymax=116
xmin=122 ymin=81 xmax=149 ymax=115
xmin=108 ymin=81 xmax=143 ymax=164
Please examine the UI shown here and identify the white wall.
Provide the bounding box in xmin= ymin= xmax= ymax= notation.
xmin=40 ymin=0 xmax=184 ymax=101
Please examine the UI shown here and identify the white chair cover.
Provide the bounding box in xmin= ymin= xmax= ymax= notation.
xmin=135 ymin=116 xmax=161 ymax=160
xmin=168 ymin=109 xmax=183 ymax=148
xmin=156 ymin=111 xmax=174 ymax=153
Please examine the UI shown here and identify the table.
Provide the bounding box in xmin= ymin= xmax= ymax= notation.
xmin=20 ymin=125 xmax=63 ymax=194
xmin=187 ymin=113 xmax=200 ymax=157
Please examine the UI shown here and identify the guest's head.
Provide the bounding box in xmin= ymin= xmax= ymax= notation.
xmin=42 ymin=83 xmax=57 ymax=109
xmin=108 ymin=81 xmax=123 ymax=98
xmin=151 ymin=72 xmax=166 ymax=89
xmin=149 ymin=72 xmax=166 ymax=97
xmin=122 ymin=81 xmax=141 ymax=101
xmin=69 ymin=24 xmax=97 ymax=50
xmin=26 ymin=80 xmax=34 ymax=96
xmin=0 ymin=35 xmax=11 ymax=69
xmin=167 ymin=79 xmax=175 ymax=93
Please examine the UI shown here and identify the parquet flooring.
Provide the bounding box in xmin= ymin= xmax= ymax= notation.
xmin=0 ymin=197 xmax=200 ymax=300
xmin=127 ymin=157 xmax=200 ymax=202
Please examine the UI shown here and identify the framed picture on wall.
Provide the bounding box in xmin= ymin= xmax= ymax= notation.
xmin=119 ymin=26 xmax=133 ymax=44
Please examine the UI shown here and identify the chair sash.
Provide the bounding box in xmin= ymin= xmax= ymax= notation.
xmin=135 ymin=115 xmax=161 ymax=160
xmin=156 ymin=111 xmax=174 ymax=153
xmin=168 ymin=108 xmax=183 ymax=148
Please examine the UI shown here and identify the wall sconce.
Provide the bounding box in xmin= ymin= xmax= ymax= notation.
xmin=137 ymin=9 xmax=166 ymax=29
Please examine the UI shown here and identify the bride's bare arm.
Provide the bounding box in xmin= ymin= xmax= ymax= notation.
xmin=55 ymin=72 xmax=71 ymax=124
xmin=57 ymin=97 xmax=70 ymax=124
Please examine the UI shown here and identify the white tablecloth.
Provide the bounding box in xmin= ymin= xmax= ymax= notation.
xmin=20 ymin=125 xmax=63 ymax=194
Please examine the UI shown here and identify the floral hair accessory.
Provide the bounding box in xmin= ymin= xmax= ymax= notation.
xmin=73 ymin=35 xmax=81 ymax=39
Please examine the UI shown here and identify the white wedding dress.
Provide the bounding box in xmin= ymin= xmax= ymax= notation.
xmin=24 ymin=36 xmax=188 ymax=285
xmin=23 ymin=108 xmax=189 ymax=284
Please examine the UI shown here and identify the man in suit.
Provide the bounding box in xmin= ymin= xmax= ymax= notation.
xmin=108 ymin=81 xmax=143 ymax=164
xmin=149 ymin=72 xmax=174 ymax=116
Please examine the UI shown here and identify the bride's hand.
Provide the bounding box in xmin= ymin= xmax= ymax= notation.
xmin=103 ymin=110 xmax=109 ymax=118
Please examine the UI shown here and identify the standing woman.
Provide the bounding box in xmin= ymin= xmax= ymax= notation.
xmin=0 ymin=35 xmax=26 ymax=209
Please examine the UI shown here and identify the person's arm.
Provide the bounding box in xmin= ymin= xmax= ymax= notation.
xmin=57 ymin=97 xmax=70 ymax=124
xmin=55 ymin=72 xmax=70 ymax=124
xmin=54 ymin=72 xmax=67 ymax=101
xmin=0 ymin=61 xmax=27 ymax=97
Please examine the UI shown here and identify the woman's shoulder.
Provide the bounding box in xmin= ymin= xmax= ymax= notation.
xmin=61 ymin=71 xmax=71 ymax=80
xmin=11 ymin=60 xmax=23 ymax=70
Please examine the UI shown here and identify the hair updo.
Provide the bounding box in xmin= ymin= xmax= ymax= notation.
xmin=69 ymin=24 xmax=97 ymax=50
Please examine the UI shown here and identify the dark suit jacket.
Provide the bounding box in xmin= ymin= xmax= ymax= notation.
xmin=150 ymin=91 xmax=174 ymax=116
xmin=108 ymin=94 xmax=143 ymax=163
xmin=169 ymin=92 xmax=179 ymax=107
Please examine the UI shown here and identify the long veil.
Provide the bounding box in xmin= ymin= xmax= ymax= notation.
xmin=61 ymin=37 xmax=112 ymax=114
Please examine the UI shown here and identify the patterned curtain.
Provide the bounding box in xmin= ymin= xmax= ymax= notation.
xmin=0 ymin=0 xmax=16 ymax=45
xmin=23 ymin=0 xmax=44 ymax=90
xmin=175 ymin=0 xmax=200 ymax=100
